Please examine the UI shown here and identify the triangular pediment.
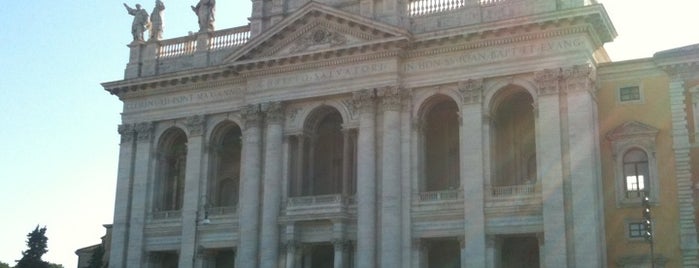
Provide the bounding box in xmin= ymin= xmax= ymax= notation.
xmin=224 ymin=2 xmax=410 ymax=64
xmin=606 ymin=120 xmax=659 ymax=141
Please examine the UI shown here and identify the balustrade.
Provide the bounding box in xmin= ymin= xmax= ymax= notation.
xmin=152 ymin=210 xmax=182 ymax=219
xmin=209 ymin=25 xmax=251 ymax=51
xmin=489 ymin=184 xmax=537 ymax=197
xmin=417 ymin=189 xmax=464 ymax=202
xmin=287 ymin=194 xmax=349 ymax=207
xmin=156 ymin=25 xmax=251 ymax=58
xmin=208 ymin=206 xmax=237 ymax=215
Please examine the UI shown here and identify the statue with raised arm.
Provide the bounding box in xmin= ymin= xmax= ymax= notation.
xmin=191 ymin=0 xmax=215 ymax=32
xmin=123 ymin=3 xmax=150 ymax=42
xmin=149 ymin=0 xmax=165 ymax=40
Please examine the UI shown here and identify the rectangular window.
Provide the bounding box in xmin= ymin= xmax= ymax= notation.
xmin=619 ymin=86 xmax=641 ymax=102
xmin=628 ymin=222 xmax=646 ymax=239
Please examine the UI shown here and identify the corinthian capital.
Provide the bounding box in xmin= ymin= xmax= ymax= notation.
xmin=561 ymin=65 xmax=595 ymax=93
xmin=186 ymin=115 xmax=205 ymax=137
xmin=263 ymin=101 xmax=284 ymax=124
xmin=242 ymin=104 xmax=263 ymax=129
xmin=352 ymin=89 xmax=376 ymax=114
xmin=458 ymin=78 xmax=483 ymax=105
xmin=118 ymin=124 xmax=136 ymax=144
xmin=534 ymin=68 xmax=561 ymax=96
xmin=377 ymin=86 xmax=408 ymax=112
xmin=135 ymin=122 xmax=154 ymax=142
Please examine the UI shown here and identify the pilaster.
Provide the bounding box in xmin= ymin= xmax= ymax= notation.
xmin=561 ymin=65 xmax=606 ymax=267
xmin=534 ymin=69 xmax=568 ymax=268
xmin=377 ymin=86 xmax=405 ymax=268
xmin=179 ymin=115 xmax=206 ymax=267
xmin=260 ymin=102 xmax=285 ymax=268
xmin=352 ymin=89 xmax=377 ymax=268
xmin=126 ymin=122 xmax=154 ymax=268
xmin=458 ymin=79 xmax=487 ymax=267
xmin=668 ymin=74 xmax=699 ymax=267
xmin=110 ymin=124 xmax=136 ymax=268
xmin=236 ymin=104 xmax=264 ymax=268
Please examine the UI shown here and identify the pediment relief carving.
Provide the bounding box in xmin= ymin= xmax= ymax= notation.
xmin=606 ymin=120 xmax=659 ymax=141
xmin=224 ymin=2 xmax=409 ymax=65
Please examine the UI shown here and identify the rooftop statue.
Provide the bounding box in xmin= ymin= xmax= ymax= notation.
xmin=150 ymin=0 xmax=165 ymax=40
xmin=191 ymin=0 xmax=215 ymax=32
xmin=123 ymin=3 xmax=151 ymax=42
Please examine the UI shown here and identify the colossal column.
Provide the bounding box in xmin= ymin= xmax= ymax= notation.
xmin=458 ymin=79 xmax=487 ymax=267
xmin=126 ymin=122 xmax=154 ymax=267
xmin=260 ymin=102 xmax=285 ymax=268
xmin=236 ymin=104 xmax=264 ymax=268
xmin=378 ymin=86 xmax=404 ymax=268
xmin=110 ymin=124 xmax=136 ymax=268
xmin=179 ymin=115 xmax=206 ymax=267
xmin=534 ymin=69 xmax=568 ymax=267
xmin=353 ymin=89 xmax=377 ymax=268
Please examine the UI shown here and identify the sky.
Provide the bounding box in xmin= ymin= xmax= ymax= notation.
xmin=0 ymin=0 xmax=697 ymax=267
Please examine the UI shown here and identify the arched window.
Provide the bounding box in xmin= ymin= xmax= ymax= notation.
xmin=291 ymin=106 xmax=356 ymax=197
xmin=155 ymin=128 xmax=188 ymax=211
xmin=622 ymin=148 xmax=649 ymax=198
xmin=421 ymin=96 xmax=460 ymax=191
xmin=209 ymin=123 xmax=242 ymax=208
xmin=491 ymin=89 xmax=536 ymax=187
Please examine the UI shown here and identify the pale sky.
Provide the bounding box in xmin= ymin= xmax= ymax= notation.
xmin=0 ymin=1 xmax=696 ymax=267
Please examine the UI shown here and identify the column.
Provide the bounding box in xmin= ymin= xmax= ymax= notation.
xmin=341 ymin=129 xmax=351 ymax=196
xmin=333 ymin=239 xmax=349 ymax=268
xmin=285 ymin=240 xmax=299 ymax=268
xmin=179 ymin=115 xmax=206 ymax=267
xmin=378 ymin=86 xmax=404 ymax=268
xmin=236 ymin=104 xmax=264 ymax=268
xmin=458 ymin=237 xmax=466 ymax=268
xmin=485 ymin=236 xmax=496 ymax=268
xmin=353 ymin=89 xmax=377 ymax=268
xmin=125 ymin=122 xmax=154 ymax=267
xmin=260 ymin=102 xmax=285 ymax=268
xmin=109 ymin=124 xmax=136 ymax=268
xmin=294 ymin=135 xmax=306 ymax=196
xmin=458 ymin=79 xmax=487 ymax=267
xmin=562 ymin=66 xmax=605 ymax=267
xmin=534 ymin=69 xmax=568 ymax=267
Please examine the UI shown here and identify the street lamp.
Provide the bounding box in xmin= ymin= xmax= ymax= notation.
xmin=642 ymin=194 xmax=654 ymax=268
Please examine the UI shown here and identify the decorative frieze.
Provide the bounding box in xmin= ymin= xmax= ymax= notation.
xmin=352 ymin=89 xmax=376 ymax=114
xmin=135 ymin=122 xmax=154 ymax=142
xmin=458 ymin=78 xmax=483 ymax=105
xmin=242 ymin=104 xmax=263 ymax=129
xmin=118 ymin=124 xmax=136 ymax=143
xmin=534 ymin=68 xmax=560 ymax=96
xmin=185 ymin=115 xmax=205 ymax=137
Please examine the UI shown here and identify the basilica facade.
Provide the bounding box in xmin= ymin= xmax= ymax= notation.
xmin=99 ymin=0 xmax=699 ymax=267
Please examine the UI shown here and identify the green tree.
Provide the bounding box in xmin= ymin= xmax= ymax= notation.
xmin=15 ymin=226 xmax=49 ymax=268
xmin=0 ymin=261 xmax=12 ymax=268
xmin=47 ymin=264 xmax=63 ymax=268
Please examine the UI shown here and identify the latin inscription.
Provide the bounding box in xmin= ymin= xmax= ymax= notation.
xmin=124 ymin=87 xmax=240 ymax=112
xmin=403 ymin=38 xmax=585 ymax=73
xmin=251 ymin=62 xmax=391 ymax=90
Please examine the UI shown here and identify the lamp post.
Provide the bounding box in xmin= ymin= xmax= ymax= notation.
xmin=642 ymin=194 xmax=654 ymax=268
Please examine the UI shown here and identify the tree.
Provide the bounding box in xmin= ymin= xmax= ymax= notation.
xmin=0 ymin=261 xmax=12 ymax=268
xmin=15 ymin=226 xmax=49 ymax=268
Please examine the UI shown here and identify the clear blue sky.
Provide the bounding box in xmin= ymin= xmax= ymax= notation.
xmin=0 ymin=0 xmax=696 ymax=267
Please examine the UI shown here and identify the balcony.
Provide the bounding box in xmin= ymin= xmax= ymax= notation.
xmin=151 ymin=209 xmax=182 ymax=220
xmin=485 ymin=184 xmax=542 ymax=216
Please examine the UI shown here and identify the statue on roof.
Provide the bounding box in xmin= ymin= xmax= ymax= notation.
xmin=191 ymin=0 xmax=215 ymax=32
xmin=123 ymin=3 xmax=151 ymax=42
xmin=149 ymin=0 xmax=165 ymax=40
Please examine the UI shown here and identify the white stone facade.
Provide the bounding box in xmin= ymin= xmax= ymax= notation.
xmin=100 ymin=0 xmax=661 ymax=267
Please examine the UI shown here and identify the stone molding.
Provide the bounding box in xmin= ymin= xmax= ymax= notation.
xmin=331 ymin=239 xmax=350 ymax=250
xmin=118 ymin=124 xmax=136 ymax=144
xmin=242 ymin=104 xmax=264 ymax=129
xmin=458 ymin=78 xmax=483 ymax=105
xmin=135 ymin=122 xmax=154 ymax=142
xmin=562 ymin=65 xmax=596 ymax=95
xmin=185 ymin=115 xmax=206 ymax=137
xmin=352 ymin=89 xmax=376 ymax=114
